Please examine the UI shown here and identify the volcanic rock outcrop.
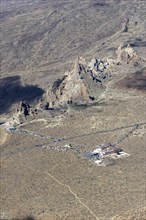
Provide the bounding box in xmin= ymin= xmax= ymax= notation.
xmin=1 ymin=102 xmax=39 ymax=130
xmin=117 ymin=44 xmax=144 ymax=65
xmin=16 ymin=101 xmax=38 ymax=117
xmin=39 ymin=45 xmax=144 ymax=109
xmin=42 ymin=57 xmax=112 ymax=108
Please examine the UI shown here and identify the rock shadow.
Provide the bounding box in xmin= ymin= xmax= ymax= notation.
xmin=127 ymin=40 xmax=146 ymax=48
xmin=0 ymin=76 xmax=44 ymax=114
xmin=114 ymin=68 xmax=146 ymax=91
xmin=92 ymin=1 xmax=109 ymax=7
xmin=13 ymin=217 xmax=35 ymax=220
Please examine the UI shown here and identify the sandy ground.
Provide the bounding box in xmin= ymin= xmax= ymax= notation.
xmin=0 ymin=0 xmax=146 ymax=219
xmin=0 ymin=77 xmax=146 ymax=219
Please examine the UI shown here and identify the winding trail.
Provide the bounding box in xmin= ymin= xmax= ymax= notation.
xmin=19 ymin=153 xmax=100 ymax=220
xmin=45 ymin=171 xmax=100 ymax=220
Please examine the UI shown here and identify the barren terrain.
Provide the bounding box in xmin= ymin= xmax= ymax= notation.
xmin=0 ymin=0 xmax=146 ymax=220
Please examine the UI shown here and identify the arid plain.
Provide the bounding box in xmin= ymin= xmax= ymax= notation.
xmin=0 ymin=0 xmax=146 ymax=219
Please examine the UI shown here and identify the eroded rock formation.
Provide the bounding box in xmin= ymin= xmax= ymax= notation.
xmin=16 ymin=101 xmax=38 ymax=117
xmin=42 ymin=57 xmax=112 ymax=108
xmin=39 ymin=45 xmax=145 ymax=109
xmin=117 ymin=44 xmax=144 ymax=65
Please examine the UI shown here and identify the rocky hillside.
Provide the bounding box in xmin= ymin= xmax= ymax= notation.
xmin=1 ymin=0 xmax=145 ymax=79
xmin=40 ymin=57 xmax=108 ymax=108
xmin=1 ymin=0 xmax=145 ymax=115
xmin=39 ymin=44 xmax=145 ymax=109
